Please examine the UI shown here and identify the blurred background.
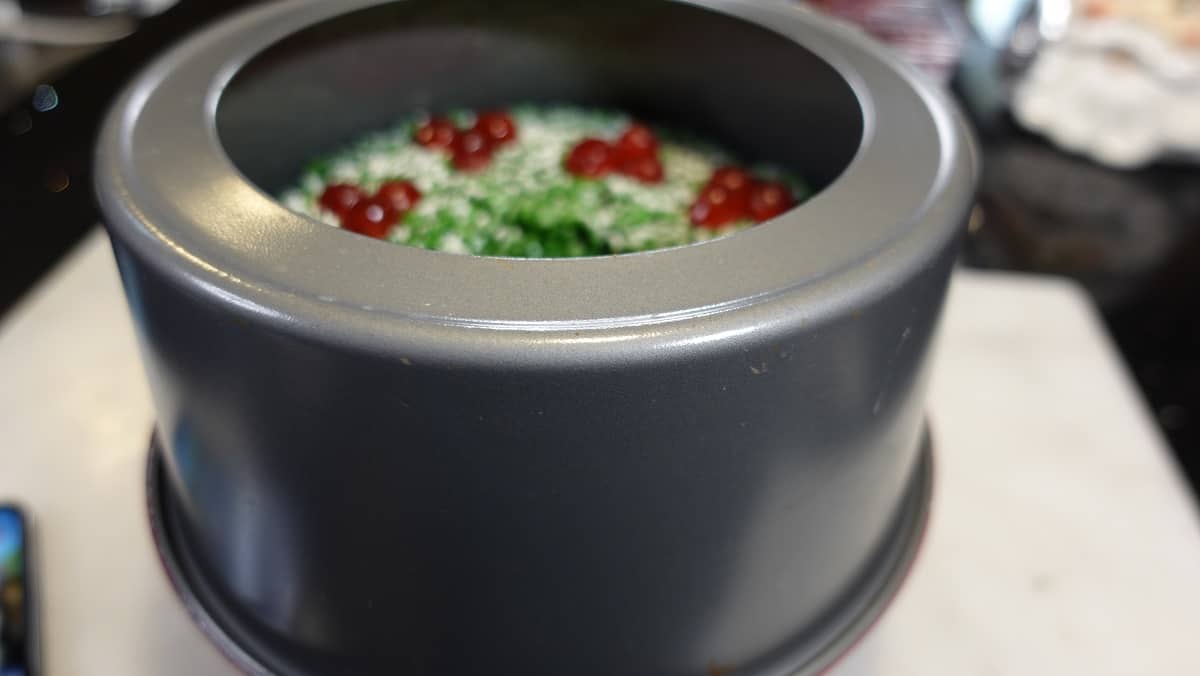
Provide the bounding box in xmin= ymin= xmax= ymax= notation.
xmin=1 ymin=0 xmax=1198 ymax=499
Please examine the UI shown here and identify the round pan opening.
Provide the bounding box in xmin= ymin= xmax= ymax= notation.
xmin=101 ymin=0 xmax=964 ymax=327
xmin=215 ymin=0 xmax=865 ymax=257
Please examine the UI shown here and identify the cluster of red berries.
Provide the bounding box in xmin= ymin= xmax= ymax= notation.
xmin=563 ymin=123 xmax=664 ymax=183
xmin=318 ymin=180 xmax=422 ymax=239
xmin=560 ymin=121 xmax=795 ymax=227
xmin=316 ymin=111 xmax=797 ymax=241
xmin=413 ymin=111 xmax=517 ymax=171
xmin=688 ymin=167 xmax=796 ymax=229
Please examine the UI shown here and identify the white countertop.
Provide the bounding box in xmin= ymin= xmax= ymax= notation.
xmin=2 ymin=230 xmax=1198 ymax=675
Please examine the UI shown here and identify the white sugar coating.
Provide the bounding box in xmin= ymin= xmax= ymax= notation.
xmin=330 ymin=160 xmax=362 ymax=183
xmin=439 ymin=233 xmax=469 ymax=254
xmin=301 ymin=174 xmax=325 ymax=194
xmin=318 ymin=210 xmax=341 ymax=228
xmin=283 ymin=105 xmax=807 ymax=257
xmin=280 ymin=190 xmax=309 ymax=214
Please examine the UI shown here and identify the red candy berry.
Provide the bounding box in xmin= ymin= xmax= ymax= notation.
xmin=614 ymin=123 xmax=658 ymax=162
xmin=375 ymin=180 xmax=422 ymax=213
xmin=565 ymin=138 xmax=615 ymax=178
xmin=451 ymin=129 xmax=494 ymax=171
xmin=748 ymin=181 xmax=795 ymax=222
xmin=342 ymin=197 xmax=396 ymax=239
xmin=474 ymin=111 xmax=517 ymax=146
xmin=414 ymin=116 xmax=457 ymax=150
xmin=689 ymin=184 xmax=747 ymax=228
xmin=708 ymin=166 xmax=753 ymax=196
xmin=318 ymin=183 xmax=365 ymax=216
xmin=619 ymin=155 xmax=664 ymax=183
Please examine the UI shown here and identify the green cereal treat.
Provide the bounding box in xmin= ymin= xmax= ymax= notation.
xmin=281 ymin=106 xmax=808 ymax=257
